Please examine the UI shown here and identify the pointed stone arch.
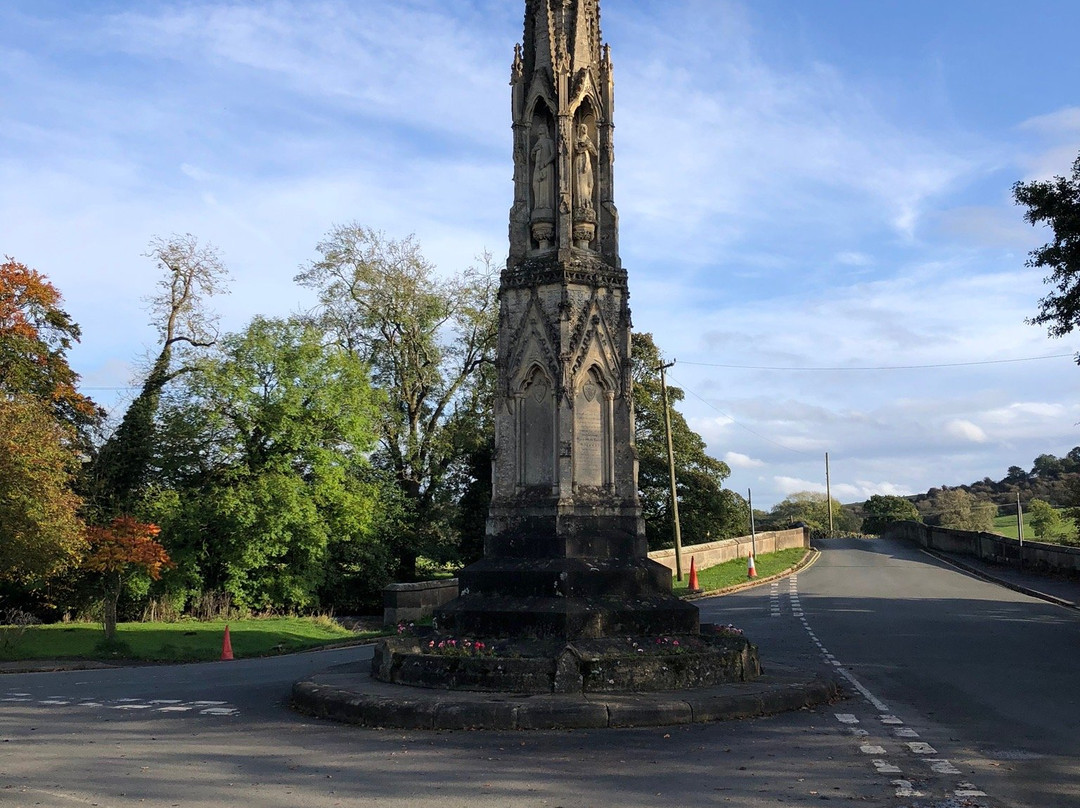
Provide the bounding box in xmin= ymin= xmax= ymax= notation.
xmin=517 ymin=363 xmax=557 ymax=488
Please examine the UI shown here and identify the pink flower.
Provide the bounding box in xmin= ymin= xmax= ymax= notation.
xmin=428 ymin=640 xmax=435 ymax=648
xmin=672 ymin=640 xmax=680 ymax=647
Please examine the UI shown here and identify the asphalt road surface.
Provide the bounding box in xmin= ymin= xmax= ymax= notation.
xmin=2 ymin=535 xmax=1077 ymax=807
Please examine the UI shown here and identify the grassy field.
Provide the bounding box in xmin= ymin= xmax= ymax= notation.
xmin=0 ymin=617 xmax=384 ymax=663
xmin=992 ymin=512 xmax=1077 ymax=542
xmin=672 ymin=547 xmax=809 ymax=595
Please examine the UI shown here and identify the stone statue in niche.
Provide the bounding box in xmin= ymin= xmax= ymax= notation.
xmin=530 ymin=127 xmax=556 ymax=249
xmin=573 ymin=123 xmax=597 ymax=212
xmin=531 ymin=128 xmax=556 ymax=213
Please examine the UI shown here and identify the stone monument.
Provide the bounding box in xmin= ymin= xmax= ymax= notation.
xmin=435 ymin=0 xmax=697 ymax=640
xmin=371 ymin=0 xmax=759 ymax=695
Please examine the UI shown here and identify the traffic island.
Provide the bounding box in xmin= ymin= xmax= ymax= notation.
xmin=291 ymin=660 xmax=842 ymax=731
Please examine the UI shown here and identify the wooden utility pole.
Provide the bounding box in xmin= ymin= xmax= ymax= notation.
xmin=1017 ymin=492 xmax=1024 ymax=568
xmin=748 ymin=488 xmax=757 ymax=558
xmin=825 ymin=452 xmax=834 ymax=538
xmin=659 ymin=361 xmax=684 ymax=581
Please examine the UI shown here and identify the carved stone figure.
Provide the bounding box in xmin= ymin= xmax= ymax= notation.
xmin=573 ymin=123 xmax=597 ymax=211
xmin=531 ymin=128 xmax=556 ymax=214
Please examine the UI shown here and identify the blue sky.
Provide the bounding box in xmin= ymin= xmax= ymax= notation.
xmin=2 ymin=0 xmax=1078 ymax=510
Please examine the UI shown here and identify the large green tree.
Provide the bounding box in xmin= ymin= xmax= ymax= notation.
xmin=295 ymin=225 xmax=498 ymax=579
xmin=1013 ymin=153 xmax=1080 ymax=341
xmin=147 ymin=316 xmax=392 ymax=611
xmin=630 ymin=333 xmax=743 ymax=549
xmin=861 ymin=494 xmax=920 ymax=535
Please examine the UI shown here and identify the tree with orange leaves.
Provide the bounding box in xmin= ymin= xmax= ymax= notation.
xmin=1 ymin=259 xmax=101 ymax=586
xmin=0 ymin=257 xmax=103 ymax=440
xmin=84 ymin=517 xmax=172 ymax=640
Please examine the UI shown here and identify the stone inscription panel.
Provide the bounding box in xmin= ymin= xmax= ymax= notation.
xmin=574 ymin=380 xmax=604 ymax=487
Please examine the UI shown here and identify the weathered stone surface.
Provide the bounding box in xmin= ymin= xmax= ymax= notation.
xmin=435 ymin=0 xmax=700 ymax=642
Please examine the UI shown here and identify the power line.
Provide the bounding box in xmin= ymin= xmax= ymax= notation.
xmin=679 ymin=352 xmax=1076 ymax=372
xmin=668 ymin=372 xmax=815 ymax=457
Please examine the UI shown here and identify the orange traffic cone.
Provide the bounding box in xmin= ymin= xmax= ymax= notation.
xmin=221 ymin=625 xmax=234 ymax=661
xmin=688 ymin=556 xmax=702 ymax=593
xmin=747 ymin=553 xmax=758 ymax=579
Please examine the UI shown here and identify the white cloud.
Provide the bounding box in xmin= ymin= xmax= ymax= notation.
xmin=773 ymin=477 xmax=827 ymax=497
xmin=724 ymin=451 xmax=764 ymax=469
xmin=945 ymin=419 xmax=989 ymax=444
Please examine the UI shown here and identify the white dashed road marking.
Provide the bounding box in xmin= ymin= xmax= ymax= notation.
xmin=786 ymin=574 xmax=992 ymax=803
xmin=4 ymin=691 xmax=238 ymax=717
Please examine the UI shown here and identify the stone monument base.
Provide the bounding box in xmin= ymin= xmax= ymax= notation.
xmin=371 ymin=625 xmax=760 ymax=695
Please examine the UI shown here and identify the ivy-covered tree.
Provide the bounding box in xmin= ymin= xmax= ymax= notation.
xmin=89 ymin=235 xmax=230 ymax=518
xmin=630 ymin=333 xmax=743 ymax=549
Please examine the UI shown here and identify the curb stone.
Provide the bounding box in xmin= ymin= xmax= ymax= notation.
xmin=290 ymin=661 xmax=843 ymax=731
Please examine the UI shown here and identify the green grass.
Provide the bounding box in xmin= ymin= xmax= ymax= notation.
xmin=672 ymin=547 xmax=809 ymax=595
xmin=0 ymin=617 xmax=388 ymax=663
xmin=992 ymin=513 xmax=1077 ymax=542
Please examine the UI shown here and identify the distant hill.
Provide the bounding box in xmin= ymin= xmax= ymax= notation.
xmin=908 ymin=447 xmax=1080 ymax=517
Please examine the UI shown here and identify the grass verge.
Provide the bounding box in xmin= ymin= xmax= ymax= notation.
xmin=0 ymin=617 xmax=388 ymax=663
xmin=672 ymin=547 xmax=810 ymax=596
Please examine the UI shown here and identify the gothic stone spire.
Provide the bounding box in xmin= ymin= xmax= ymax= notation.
xmin=509 ymin=0 xmax=618 ymax=267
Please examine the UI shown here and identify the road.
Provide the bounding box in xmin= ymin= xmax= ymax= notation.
xmin=1 ymin=535 xmax=1077 ymax=807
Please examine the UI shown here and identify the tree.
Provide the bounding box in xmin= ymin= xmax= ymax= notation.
xmin=1027 ymin=499 xmax=1063 ymax=539
xmin=767 ymin=491 xmax=855 ymax=536
xmin=0 ymin=258 xmax=102 ymax=440
xmin=929 ymin=488 xmax=996 ymax=532
xmin=89 ymin=235 xmax=230 ymax=517
xmin=1013 ymin=154 xmax=1080 ymax=341
xmin=630 ymin=333 xmax=742 ymax=549
xmin=149 ymin=316 xmax=390 ymax=611
xmin=0 ymin=260 xmax=98 ymax=586
xmin=83 ymin=517 xmax=171 ymax=640
xmin=861 ymin=494 xmax=920 ymax=535
xmin=0 ymin=396 xmax=87 ymax=585
xmin=295 ymin=225 xmax=498 ymax=579
xmin=1031 ymin=453 xmax=1065 ymax=479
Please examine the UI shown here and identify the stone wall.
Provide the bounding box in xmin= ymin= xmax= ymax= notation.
xmin=647 ymin=528 xmax=810 ymax=574
xmin=383 ymin=579 xmax=460 ymax=626
xmin=885 ymin=521 xmax=1080 ymax=574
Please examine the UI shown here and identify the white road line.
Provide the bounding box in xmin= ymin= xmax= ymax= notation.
xmin=835 ymin=713 xmax=859 ymax=724
xmin=39 ymin=700 xmax=70 ymax=705
xmin=928 ymin=760 xmax=961 ymax=775
xmin=860 ymin=745 xmax=887 ymax=755
xmin=199 ymin=707 xmax=238 ymax=716
xmin=906 ymin=742 xmax=937 ymax=755
xmin=157 ymin=706 xmax=193 ymax=712
xmin=956 ymin=783 xmax=987 ymax=797
xmin=894 ymin=728 xmax=919 ymax=738
xmin=879 ymin=715 xmax=903 ymax=725
xmin=893 ymin=779 xmax=923 ymax=797
xmin=873 ymin=760 xmax=901 ymax=774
